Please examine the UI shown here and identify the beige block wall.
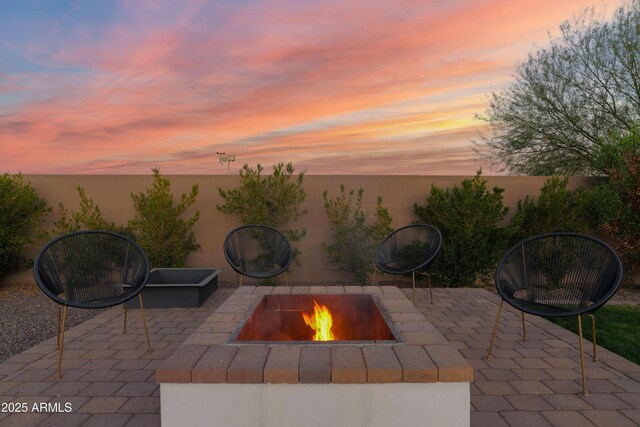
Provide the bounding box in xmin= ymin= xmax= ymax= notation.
xmin=3 ymin=175 xmax=599 ymax=285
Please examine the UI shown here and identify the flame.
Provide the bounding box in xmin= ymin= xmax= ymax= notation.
xmin=302 ymin=300 xmax=335 ymax=341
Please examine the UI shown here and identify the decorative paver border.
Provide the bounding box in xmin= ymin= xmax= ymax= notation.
xmin=156 ymin=286 xmax=473 ymax=385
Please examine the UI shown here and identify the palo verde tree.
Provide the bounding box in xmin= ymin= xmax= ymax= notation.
xmin=217 ymin=162 xmax=307 ymax=262
xmin=479 ymin=2 xmax=640 ymax=175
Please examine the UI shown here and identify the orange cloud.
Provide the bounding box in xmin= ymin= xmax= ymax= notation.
xmin=0 ymin=0 xmax=620 ymax=174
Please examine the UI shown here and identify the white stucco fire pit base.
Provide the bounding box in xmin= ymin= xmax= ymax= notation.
xmin=161 ymin=382 xmax=469 ymax=427
xmin=157 ymin=286 xmax=473 ymax=427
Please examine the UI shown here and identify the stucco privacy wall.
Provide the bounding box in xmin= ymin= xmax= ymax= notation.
xmin=6 ymin=175 xmax=598 ymax=284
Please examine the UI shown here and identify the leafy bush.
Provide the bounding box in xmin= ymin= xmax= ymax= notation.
xmin=509 ymin=176 xmax=589 ymax=242
xmin=0 ymin=173 xmax=50 ymax=277
xmin=54 ymin=186 xmax=130 ymax=236
xmin=413 ymin=171 xmax=508 ymax=287
xmin=580 ymin=184 xmax=625 ymax=229
xmin=217 ymin=162 xmax=307 ymax=262
xmin=323 ymin=185 xmax=393 ymax=285
xmin=587 ymin=130 xmax=640 ymax=270
xmin=128 ymin=168 xmax=200 ymax=268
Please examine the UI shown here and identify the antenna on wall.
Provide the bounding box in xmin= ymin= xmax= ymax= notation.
xmin=216 ymin=152 xmax=236 ymax=175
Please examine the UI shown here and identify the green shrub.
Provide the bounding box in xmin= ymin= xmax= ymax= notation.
xmin=592 ymin=127 xmax=640 ymax=175
xmin=581 ymin=184 xmax=625 ymax=228
xmin=509 ymin=176 xmax=589 ymax=242
xmin=128 ymin=168 xmax=200 ymax=268
xmin=0 ymin=173 xmax=50 ymax=277
xmin=53 ymin=186 xmax=130 ymax=236
xmin=588 ymin=130 xmax=640 ymax=271
xmin=217 ymin=162 xmax=307 ymax=262
xmin=323 ymin=185 xmax=393 ymax=285
xmin=413 ymin=171 xmax=508 ymax=287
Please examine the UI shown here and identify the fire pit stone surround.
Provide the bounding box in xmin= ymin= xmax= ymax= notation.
xmin=157 ymin=286 xmax=473 ymax=426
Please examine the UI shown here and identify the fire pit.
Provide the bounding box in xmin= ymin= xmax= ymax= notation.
xmin=233 ymin=294 xmax=398 ymax=342
xmin=157 ymin=286 xmax=473 ymax=427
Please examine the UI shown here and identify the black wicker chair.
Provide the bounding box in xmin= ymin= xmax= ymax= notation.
xmin=34 ymin=230 xmax=152 ymax=379
xmin=487 ymin=233 xmax=623 ymax=395
xmin=373 ymin=224 xmax=442 ymax=303
xmin=223 ymin=225 xmax=292 ymax=285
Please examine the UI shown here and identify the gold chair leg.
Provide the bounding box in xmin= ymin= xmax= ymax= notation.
xmin=139 ymin=294 xmax=152 ymax=352
xmin=412 ymin=271 xmax=416 ymax=304
xmin=578 ymin=314 xmax=588 ymax=396
xmin=426 ymin=272 xmax=433 ymax=304
xmin=123 ymin=304 xmax=128 ymax=334
xmin=487 ymin=300 xmax=504 ymax=359
xmin=588 ymin=314 xmax=597 ymax=362
xmin=55 ymin=305 xmax=68 ymax=380
xmin=56 ymin=306 xmax=62 ymax=350
xmin=284 ymin=271 xmax=289 ymax=286
xmin=371 ymin=268 xmax=377 ymax=286
xmin=521 ymin=312 xmax=527 ymax=341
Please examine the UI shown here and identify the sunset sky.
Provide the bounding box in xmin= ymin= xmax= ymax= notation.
xmin=0 ymin=0 xmax=619 ymax=175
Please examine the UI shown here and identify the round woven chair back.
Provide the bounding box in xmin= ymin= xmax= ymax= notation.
xmin=34 ymin=230 xmax=150 ymax=309
xmin=375 ymin=224 xmax=442 ymax=275
xmin=223 ymin=225 xmax=292 ymax=279
xmin=496 ymin=233 xmax=623 ymax=317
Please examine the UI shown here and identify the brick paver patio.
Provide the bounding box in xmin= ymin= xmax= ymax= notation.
xmin=416 ymin=288 xmax=640 ymax=427
xmin=0 ymin=287 xmax=639 ymax=426
xmin=0 ymin=289 xmax=234 ymax=427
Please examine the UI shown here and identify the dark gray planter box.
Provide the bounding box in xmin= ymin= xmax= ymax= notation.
xmin=127 ymin=268 xmax=221 ymax=308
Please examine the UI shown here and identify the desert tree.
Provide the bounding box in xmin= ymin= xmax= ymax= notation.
xmin=478 ymin=1 xmax=640 ymax=175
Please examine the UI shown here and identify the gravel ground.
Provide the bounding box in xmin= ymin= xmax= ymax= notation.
xmin=0 ymin=282 xmax=106 ymax=363
xmin=608 ymin=287 xmax=640 ymax=304
xmin=1 ymin=279 xmax=637 ymax=364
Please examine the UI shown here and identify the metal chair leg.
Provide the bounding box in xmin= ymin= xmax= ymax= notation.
xmin=284 ymin=271 xmax=289 ymax=286
xmin=371 ymin=268 xmax=377 ymax=286
xmin=56 ymin=306 xmax=62 ymax=350
xmin=412 ymin=271 xmax=416 ymax=303
xmin=426 ymin=272 xmax=433 ymax=304
xmin=123 ymin=304 xmax=128 ymax=334
xmin=521 ymin=312 xmax=527 ymax=341
xmin=139 ymin=294 xmax=152 ymax=352
xmin=55 ymin=305 xmax=68 ymax=380
xmin=239 ymin=273 xmax=243 ymax=287
xmin=487 ymin=300 xmax=504 ymax=359
xmin=578 ymin=314 xmax=588 ymax=396
xmin=588 ymin=314 xmax=597 ymax=362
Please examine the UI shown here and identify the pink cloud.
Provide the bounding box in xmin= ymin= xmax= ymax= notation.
xmin=0 ymin=0 xmax=620 ymax=174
